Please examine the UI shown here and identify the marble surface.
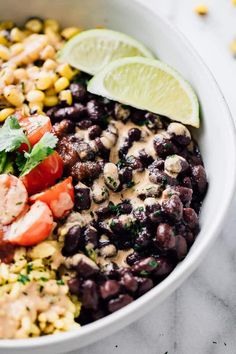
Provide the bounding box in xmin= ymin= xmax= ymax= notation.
xmin=70 ymin=1 xmax=236 ymax=353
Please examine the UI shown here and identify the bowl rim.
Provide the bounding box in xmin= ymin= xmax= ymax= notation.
xmin=1 ymin=0 xmax=236 ymax=349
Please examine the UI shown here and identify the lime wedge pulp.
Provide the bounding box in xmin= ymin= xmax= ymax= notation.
xmin=87 ymin=57 xmax=200 ymax=127
xmin=58 ymin=29 xmax=154 ymax=75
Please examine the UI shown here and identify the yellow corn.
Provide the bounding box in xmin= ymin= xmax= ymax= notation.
xmin=10 ymin=27 xmax=25 ymax=42
xmin=44 ymin=95 xmax=59 ymax=107
xmin=0 ymin=32 xmax=8 ymax=46
xmin=0 ymin=108 xmax=15 ymax=122
xmin=36 ymin=72 xmax=53 ymax=90
xmin=25 ymin=19 xmax=43 ymax=33
xmin=44 ymin=19 xmax=59 ymax=33
xmin=10 ymin=43 xmax=24 ymax=56
xmin=45 ymin=87 xmax=56 ymax=96
xmin=57 ymin=63 xmax=74 ymax=80
xmin=29 ymin=102 xmax=43 ymax=113
xmin=0 ymin=44 xmax=10 ymax=60
xmin=194 ymin=5 xmax=208 ymax=15
xmin=42 ymin=59 xmax=57 ymax=71
xmin=0 ymin=21 xmax=14 ymax=30
xmin=14 ymin=68 xmax=28 ymax=81
xmin=27 ymin=89 xmax=45 ymax=102
xmin=40 ymin=45 xmax=55 ymax=60
xmin=3 ymin=86 xmax=25 ymax=106
xmin=54 ymin=77 xmax=69 ymax=92
xmin=59 ymin=90 xmax=72 ymax=105
xmin=61 ymin=27 xmax=82 ymax=39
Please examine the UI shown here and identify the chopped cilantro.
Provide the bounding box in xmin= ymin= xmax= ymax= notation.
xmin=148 ymin=260 xmax=158 ymax=268
xmin=140 ymin=270 xmax=149 ymax=276
xmin=26 ymin=263 xmax=33 ymax=273
xmin=18 ymin=274 xmax=30 ymax=285
xmin=0 ymin=116 xmax=30 ymax=153
xmin=56 ymin=279 xmax=65 ymax=285
xmin=126 ymin=180 xmax=135 ymax=188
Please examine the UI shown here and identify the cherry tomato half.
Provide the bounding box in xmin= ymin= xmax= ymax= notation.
xmin=21 ymin=151 xmax=63 ymax=195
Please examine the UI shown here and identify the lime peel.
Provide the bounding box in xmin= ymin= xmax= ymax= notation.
xmin=88 ymin=57 xmax=200 ymax=128
xmin=58 ymin=29 xmax=154 ymax=75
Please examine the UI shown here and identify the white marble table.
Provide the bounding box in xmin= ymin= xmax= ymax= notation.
xmin=71 ymin=1 xmax=236 ymax=353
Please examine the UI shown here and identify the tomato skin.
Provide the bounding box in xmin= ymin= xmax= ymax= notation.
xmin=21 ymin=151 xmax=63 ymax=195
xmin=29 ymin=177 xmax=74 ymax=218
xmin=4 ymin=201 xmax=53 ymax=246
xmin=18 ymin=115 xmax=52 ymax=152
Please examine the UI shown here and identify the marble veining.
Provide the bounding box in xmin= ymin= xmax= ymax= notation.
xmin=69 ymin=1 xmax=236 ymax=353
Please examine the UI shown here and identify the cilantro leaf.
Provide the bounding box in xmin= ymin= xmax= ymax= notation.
xmin=19 ymin=132 xmax=58 ymax=176
xmin=0 ymin=116 xmax=30 ymax=152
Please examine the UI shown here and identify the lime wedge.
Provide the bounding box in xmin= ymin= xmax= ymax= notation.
xmin=88 ymin=57 xmax=200 ymax=127
xmin=58 ymin=29 xmax=154 ymax=75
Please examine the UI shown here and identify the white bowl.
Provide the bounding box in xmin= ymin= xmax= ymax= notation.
xmin=1 ymin=0 xmax=236 ymax=353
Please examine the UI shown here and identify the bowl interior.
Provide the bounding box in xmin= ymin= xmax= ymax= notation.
xmin=0 ymin=0 xmax=236 ymax=352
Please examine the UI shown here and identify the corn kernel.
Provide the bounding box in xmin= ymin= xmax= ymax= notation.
xmin=40 ymin=45 xmax=55 ymax=60
xmin=59 ymin=90 xmax=72 ymax=105
xmin=44 ymin=95 xmax=59 ymax=106
xmin=10 ymin=27 xmax=25 ymax=42
xmin=44 ymin=19 xmax=59 ymax=33
xmin=0 ymin=108 xmax=15 ymax=122
xmin=36 ymin=72 xmax=53 ymax=90
xmin=14 ymin=68 xmax=28 ymax=81
xmin=3 ymin=85 xmax=25 ymax=106
xmin=61 ymin=27 xmax=82 ymax=39
xmin=54 ymin=77 xmax=69 ymax=92
xmin=0 ymin=31 xmax=9 ymax=46
xmin=0 ymin=44 xmax=10 ymax=60
xmin=194 ymin=5 xmax=208 ymax=16
xmin=1 ymin=68 xmax=14 ymax=85
xmin=0 ymin=21 xmax=14 ymax=30
xmin=27 ymin=89 xmax=45 ymax=102
xmin=25 ymin=19 xmax=43 ymax=33
xmin=57 ymin=63 xmax=74 ymax=80
xmin=42 ymin=59 xmax=57 ymax=71
xmin=29 ymin=102 xmax=43 ymax=113
xmin=10 ymin=43 xmax=24 ymax=56
xmin=45 ymin=87 xmax=56 ymax=96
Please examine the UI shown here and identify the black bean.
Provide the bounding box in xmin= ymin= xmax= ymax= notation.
xmin=84 ymin=226 xmax=98 ymax=248
xmin=82 ymin=280 xmax=99 ymax=310
xmin=96 ymin=205 xmax=112 ymax=219
xmin=98 ymin=221 xmax=113 ymax=237
xmin=54 ymin=103 xmax=87 ymax=121
xmin=126 ymin=252 xmax=142 ymax=266
xmin=153 ymin=137 xmax=177 ymax=158
xmin=76 ymin=258 xmax=99 ymax=278
xmin=74 ymin=185 xmax=91 ymax=211
xmin=138 ymin=149 xmax=154 ymax=168
xmin=56 ymin=136 xmax=79 ymax=171
xmin=108 ymin=294 xmax=133 ymax=313
xmin=62 ymin=225 xmax=83 ymax=256
xmin=147 ymin=203 xmax=163 ymax=224
xmin=118 ymin=139 xmax=130 ymax=158
xmin=134 ymin=228 xmax=152 ymax=250
xmin=174 ymin=186 xmax=193 ymax=207
xmin=162 ymin=195 xmax=183 ymax=221
xmin=67 ymin=277 xmax=81 ymax=295
xmin=136 ymin=277 xmax=154 ymax=296
xmin=76 ymin=119 xmax=93 ymax=129
xmin=100 ymin=280 xmax=120 ymax=299
xmin=153 ymin=257 xmax=174 ymax=277
xmin=145 ymin=112 xmax=163 ymax=130
xmin=133 ymin=208 xmax=147 ymax=224
xmin=116 ymin=202 xmax=132 ymax=215
xmin=182 ymin=176 xmax=192 ymax=189
xmin=191 ymin=165 xmax=207 ymax=195
xmin=126 ymin=155 xmax=143 ymax=171
xmin=183 ymin=208 xmax=199 ymax=230
xmin=119 ymin=167 xmax=133 ymax=185
xmin=120 ymin=272 xmax=138 ymax=292
xmin=87 ymin=100 xmax=106 ymax=123
xmin=155 ymin=223 xmax=176 ymax=251
xmin=88 ymin=125 xmax=102 ymax=140
xmin=94 ymin=137 xmax=110 ymax=160
xmin=175 ymin=235 xmax=188 ymax=260
xmin=128 ymin=128 xmax=141 ymax=142
xmin=69 ymin=83 xmax=87 ymax=102
xmin=133 ymin=257 xmax=159 ymax=274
